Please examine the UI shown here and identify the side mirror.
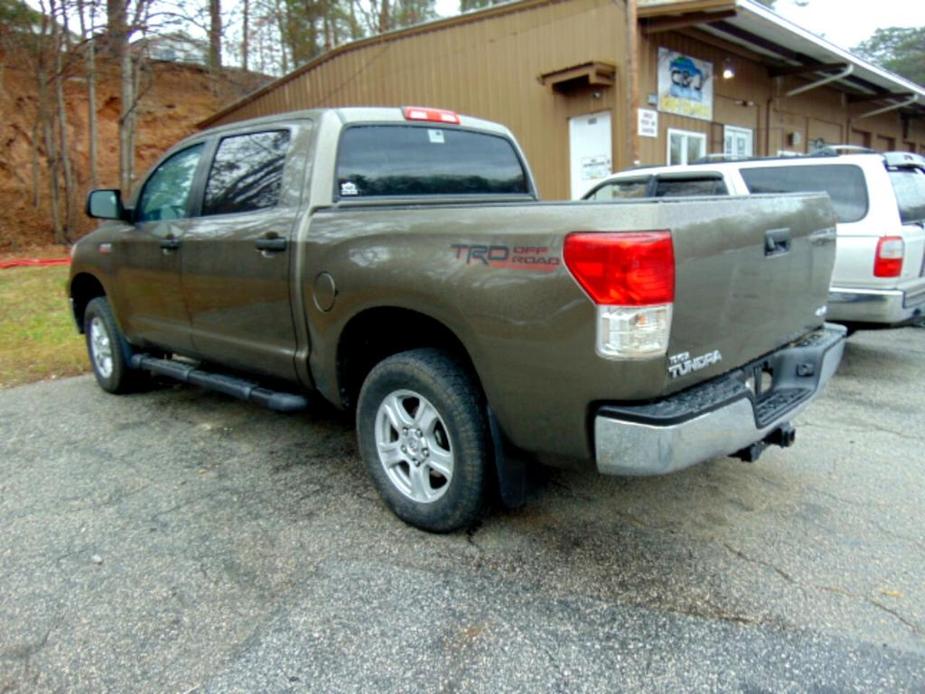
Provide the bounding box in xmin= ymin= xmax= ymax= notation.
xmin=86 ymin=189 xmax=126 ymax=220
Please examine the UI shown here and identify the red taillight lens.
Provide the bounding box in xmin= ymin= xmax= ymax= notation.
xmin=874 ymin=236 xmax=904 ymax=278
xmin=563 ymin=231 xmax=675 ymax=305
xmin=402 ymin=106 xmax=461 ymax=124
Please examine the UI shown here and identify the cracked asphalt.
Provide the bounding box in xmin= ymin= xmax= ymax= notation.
xmin=1 ymin=326 xmax=924 ymax=692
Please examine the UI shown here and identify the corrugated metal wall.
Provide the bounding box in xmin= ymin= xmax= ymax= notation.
xmin=209 ymin=0 xmax=925 ymax=196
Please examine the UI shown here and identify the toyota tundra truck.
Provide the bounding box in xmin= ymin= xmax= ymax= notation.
xmin=69 ymin=107 xmax=846 ymax=532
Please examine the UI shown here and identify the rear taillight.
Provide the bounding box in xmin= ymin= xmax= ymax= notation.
xmin=564 ymin=231 xmax=675 ymax=359
xmin=402 ymin=106 xmax=461 ymax=125
xmin=874 ymin=236 xmax=904 ymax=277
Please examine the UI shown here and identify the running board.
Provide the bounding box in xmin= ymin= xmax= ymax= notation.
xmin=130 ymin=354 xmax=309 ymax=412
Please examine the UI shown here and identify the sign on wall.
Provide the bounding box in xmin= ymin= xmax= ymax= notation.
xmin=657 ymin=48 xmax=713 ymax=122
xmin=638 ymin=108 xmax=658 ymax=138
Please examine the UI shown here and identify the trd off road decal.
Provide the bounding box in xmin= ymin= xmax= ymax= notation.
xmin=451 ymin=244 xmax=560 ymax=272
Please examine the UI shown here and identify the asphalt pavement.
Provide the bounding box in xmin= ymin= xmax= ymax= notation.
xmin=1 ymin=326 xmax=923 ymax=692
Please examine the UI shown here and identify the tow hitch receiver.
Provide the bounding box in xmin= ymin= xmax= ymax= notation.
xmin=734 ymin=422 xmax=796 ymax=463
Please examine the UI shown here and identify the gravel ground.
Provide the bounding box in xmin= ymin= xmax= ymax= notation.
xmin=1 ymin=326 xmax=923 ymax=692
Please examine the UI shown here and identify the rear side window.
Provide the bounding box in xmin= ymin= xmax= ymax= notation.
xmin=335 ymin=125 xmax=529 ymax=198
xmin=586 ymin=179 xmax=649 ymax=201
xmin=654 ymin=177 xmax=727 ymax=197
xmin=889 ymin=169 xmax=925 ymax=223
xmin=202 ymin=130 xmax=290 ymax=216
xmin=741 ymin=164 xmax=868 ymax=223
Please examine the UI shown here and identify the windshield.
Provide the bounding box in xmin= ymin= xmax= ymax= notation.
xmin=889 ymin=168 xmax=925 ymax=224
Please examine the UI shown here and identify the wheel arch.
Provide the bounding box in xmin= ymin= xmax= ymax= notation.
xmin=69 ymin=272 xmax=108 ymax=334
xmin=335 ymin=306 xmax=483 ymax=412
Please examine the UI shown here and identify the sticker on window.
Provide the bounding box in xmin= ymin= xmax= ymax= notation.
xmin=340 ymin=181 xmax=358 ymax=196
xmin=428 ymin=129 xmax=445 ymax=144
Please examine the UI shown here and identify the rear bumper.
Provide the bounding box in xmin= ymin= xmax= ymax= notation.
xmin=827 ymin=283 xmax=925 ymax=324
xmin=593 ymin=324 xmax=846 ymax=476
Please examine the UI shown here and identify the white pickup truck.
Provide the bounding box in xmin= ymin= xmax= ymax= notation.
xmin=584 ymin=150 xmax=925 ymax=327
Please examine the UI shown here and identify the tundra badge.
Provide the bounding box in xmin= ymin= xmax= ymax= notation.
xmin=668 ymin=350 xmax=722 ymax=379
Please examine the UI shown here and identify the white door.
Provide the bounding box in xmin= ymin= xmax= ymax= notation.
xmin=724 ymin=125 xmax=753 ymax=158
xmin=667 ymin=128 xmax=707 ymax=165
xmin=569 ymin=111 xmax=612 ymax=199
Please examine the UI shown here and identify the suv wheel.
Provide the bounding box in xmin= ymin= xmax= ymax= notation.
xmin=357 ymin=348 xmax=489 ymax=532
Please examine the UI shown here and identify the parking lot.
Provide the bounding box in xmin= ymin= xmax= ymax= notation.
xmin=1 ymin=325 xmax=923 ymax=691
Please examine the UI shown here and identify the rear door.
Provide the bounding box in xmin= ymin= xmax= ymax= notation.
xmin=180 ymin=124 xmax=310 ymax=381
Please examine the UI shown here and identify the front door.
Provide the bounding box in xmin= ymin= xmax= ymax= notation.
xmin=569 ymin=111 xmax=612 ymax=199
xmin=111 ymin=143 xmax=206 ymax=353
xmin=181 ymin=128 xmax=302 ymax=382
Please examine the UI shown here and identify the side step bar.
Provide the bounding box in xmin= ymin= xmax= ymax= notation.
xmin=130 ymin=354 xmax=309 ymax=413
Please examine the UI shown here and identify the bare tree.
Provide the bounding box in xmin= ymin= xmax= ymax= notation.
xmin=209 ymin=0 xmax=222 ymax=72
xmin=76 ymin=0 xmax=99 ymax=188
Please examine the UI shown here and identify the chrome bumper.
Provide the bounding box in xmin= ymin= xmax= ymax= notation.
xmin=827 ymin=284 xmax=925 ymax=324
xmin=594 ymin=324 xmax=846 ymax=477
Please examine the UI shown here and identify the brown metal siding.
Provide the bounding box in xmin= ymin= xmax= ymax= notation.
xmin=209 ymin=0 xmax=918 ymax=196
xmin=207 ymin=0 xmax=627 ymax=199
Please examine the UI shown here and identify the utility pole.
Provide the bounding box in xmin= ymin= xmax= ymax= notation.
xmin=624 ymin=0 xmax=640 ymax=167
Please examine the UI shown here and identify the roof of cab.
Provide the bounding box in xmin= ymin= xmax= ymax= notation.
xmin=191 ymin=106 xmax=511 ymax=140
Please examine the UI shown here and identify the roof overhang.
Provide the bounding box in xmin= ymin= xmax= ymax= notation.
xmin=695 ymin=0 xmax=925 ymax=116
xmin=539 ymin=61 xmax=616 ymax=93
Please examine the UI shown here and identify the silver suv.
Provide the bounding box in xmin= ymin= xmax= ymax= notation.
xmin=584 ymin=150 xmax=925 ymax=327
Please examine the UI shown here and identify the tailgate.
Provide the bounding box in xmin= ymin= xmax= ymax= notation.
xmin=661 ymin=192 xmax=837 ymax=388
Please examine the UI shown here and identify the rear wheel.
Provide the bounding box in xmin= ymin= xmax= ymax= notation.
xmin=84 ymin=297 xmax=141 ymax=394
xmin=356 ymin=348 xmax=489 ymax=532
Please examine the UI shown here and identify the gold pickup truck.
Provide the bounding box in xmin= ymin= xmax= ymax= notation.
xmin=69 ymin=107 xmax=845 ymax=531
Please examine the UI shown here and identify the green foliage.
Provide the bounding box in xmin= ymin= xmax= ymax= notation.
xmin=459 ymin=0 xmax=505 ymax=12
xmin=855 ymin=26 xmax=925 ymax=86
xmin=0 ymin=0 xmax=43 ymax=30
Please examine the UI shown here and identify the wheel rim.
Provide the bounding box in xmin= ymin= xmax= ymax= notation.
xmin=374 ymin=389 xmax=454 ymax=504
xmin=89 ymin=316 xmax=114 ymax=379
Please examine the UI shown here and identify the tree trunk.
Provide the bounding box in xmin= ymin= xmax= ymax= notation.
xmin=379 ymin=0 xmax=390 ymax=33
xmin=209 ymin=0 xmax=222 ymax=73
xmin=119 ymin=47 xmax=135 ymax=193
xmin=241 ymin=0 xmax=249 ymax=72
xmin=31 ymin=120 xmax=41 ymax=208
xmin=77 ymin=0 xmax=99 ymax=189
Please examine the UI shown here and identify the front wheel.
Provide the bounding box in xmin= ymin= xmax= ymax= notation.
xmin=84 ymin=297 xmax=141 ymax=394
xmin=356 ymin=348 xmax=490 ymax=533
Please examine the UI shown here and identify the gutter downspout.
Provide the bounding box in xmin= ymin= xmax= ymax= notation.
xmin=785 ymin=63 xmax=853 ymax=97
xmin=856 ymin=94 xmax=919 ymax=120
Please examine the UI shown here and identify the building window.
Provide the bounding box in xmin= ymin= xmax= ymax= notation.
xmin=667 ymin=129 xmax=707 ymax=165
xmin=724 ymin=125 xmax=753 ymax=158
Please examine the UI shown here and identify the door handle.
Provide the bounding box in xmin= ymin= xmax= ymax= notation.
xmin=160 ymin=236 xmax=181 ymax=251
xmin=764 ymin=228 xmax=791 ymax=257
xmin=255 ymin=236 xmax=287 ymax=253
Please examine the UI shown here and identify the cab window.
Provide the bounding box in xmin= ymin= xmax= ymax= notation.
xmin=136 ymin=144 xmax=204 ymax=223
xmin=202 ymin=130 xmax=291 ymax=216
xmin=653 ymin=177 xmax=727 ymax=197
xmin=585 ymin=179 xmax=649 ymax=200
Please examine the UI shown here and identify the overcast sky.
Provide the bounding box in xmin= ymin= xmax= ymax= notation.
xmin=433 ymin=0 xmax=925 ymax=51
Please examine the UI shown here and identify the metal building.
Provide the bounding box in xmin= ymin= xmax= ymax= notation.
xmin=200 ymin=0 xmax=925 ymax=200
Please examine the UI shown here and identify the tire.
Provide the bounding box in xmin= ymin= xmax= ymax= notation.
xmin=84 ymin=297 xmax=141 ymax=394
xmin=356 ymin=348 xmax=490 ymax=533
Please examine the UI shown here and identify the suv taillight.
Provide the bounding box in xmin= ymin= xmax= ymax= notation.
xmin=563 ymin=231 xmax=674 ymax=359
xmin=874 ymin=236 xmax=904 ymax=277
